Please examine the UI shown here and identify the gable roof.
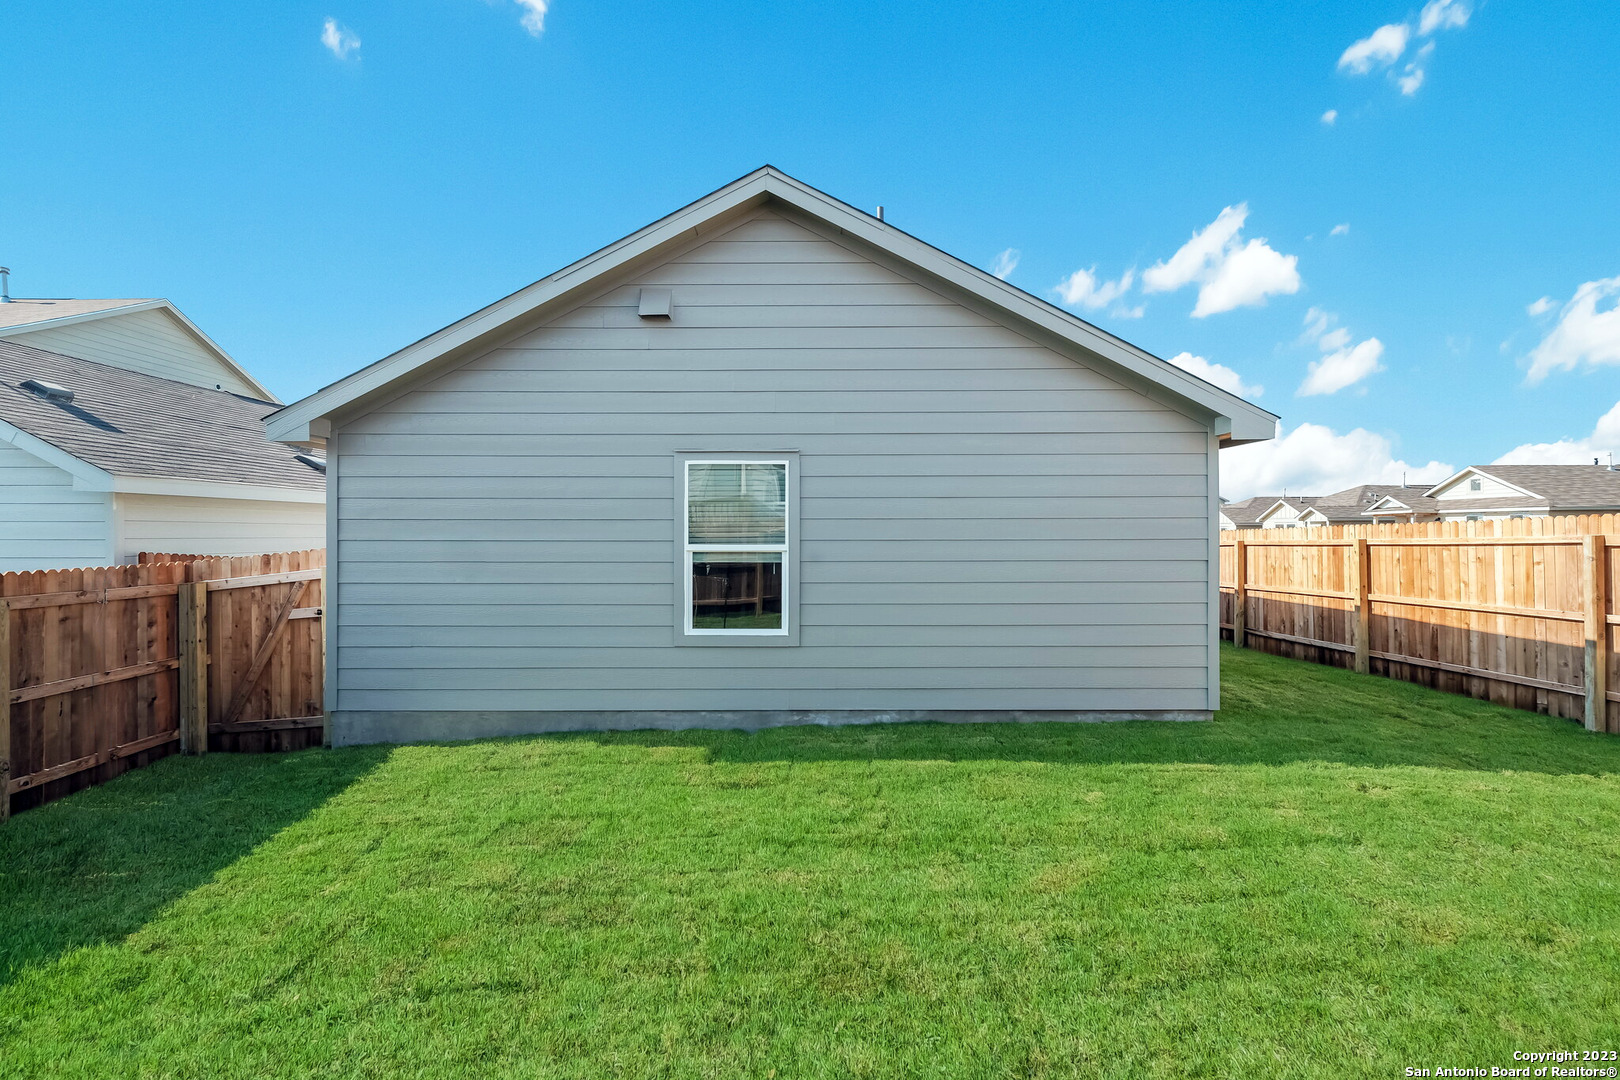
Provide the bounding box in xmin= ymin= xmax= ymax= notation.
xmin=0 ymin=297 xmax=277 ymax=402
xmin=266 ymin=166 xmax=1277 ymax=447
xmin=1362 ymin=490 xmax=1439 ymax=516
xmin=1219 ymin=496 xmax=1278 ymax=528
xmin=0 ymin=338 xmax=323 ymax=500
xmin=1299 ymin=484 xmax=1437 ymax=522
xmin=1424 ymin=465 xmax=1620 ymax=511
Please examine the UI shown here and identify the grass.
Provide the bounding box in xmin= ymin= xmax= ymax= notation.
xmin=2 ymin=646 xmax=1619 ymax=1078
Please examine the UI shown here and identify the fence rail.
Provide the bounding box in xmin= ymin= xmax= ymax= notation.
xmin=1221 ymin=515 xmax=1620 ymax=733
xmin=1 ymin=549 xmax=326 ymax=819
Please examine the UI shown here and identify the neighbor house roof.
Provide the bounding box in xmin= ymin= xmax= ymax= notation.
xmin=1295 ymin=484 xmax=1437 ymax=522
xmin=0 ymin=338 xmax=323 ymax=501
xmin=1424 ymin=465 xmax=1620 ymax=513
xmin=1362 ymin=490 xmax=1440 ymax=516
xmin=1219 ymin=496 xmax=1278 ymax=528
xmin=0 ymin=297 xmax=276 ymax=401
xmin=266 ymin=166 xmax=1278 ymax=447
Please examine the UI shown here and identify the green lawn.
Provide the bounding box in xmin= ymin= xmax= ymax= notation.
xmin=3 ymin=646 xmax=1619 ymax=1078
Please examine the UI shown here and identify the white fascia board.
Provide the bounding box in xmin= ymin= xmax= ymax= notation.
xmin=0 ymin=416 xmax=113 ymax=487
xmin=267 ymin=167 xmax=1279 ymax=446
xmin=0 ymin=299 xmax=278 ymax=403
xmin=1254 ymin=499 xmax=1297 ymax=524
xmin=106 ymin=476 xmax=325 ymax=503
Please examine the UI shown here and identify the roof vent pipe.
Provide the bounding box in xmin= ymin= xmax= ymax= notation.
xmin=875 ymin=206 xmax=884 ymax=221
xmin=0 ymin=267 xmax=10 ymax=303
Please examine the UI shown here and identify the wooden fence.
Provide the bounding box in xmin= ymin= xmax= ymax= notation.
xmin=1221 ymin=516 xmax=1620 ymax=733
xmin=1 ymin=549 xmax=326 ymax=819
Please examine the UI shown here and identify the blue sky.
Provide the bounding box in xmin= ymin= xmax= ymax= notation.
xmin=2 ymin=1 xmax=1617 ymax=497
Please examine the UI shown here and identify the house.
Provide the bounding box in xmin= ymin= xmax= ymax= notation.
xmin=1218 ymin=496 xmax=1276 ymax=530
xmin=0 ymin=337 xmax=325 ymax=571
xmin=1291 ymin=484 xmax=1438 ymax=526
xmin=266 ymin=166 xmax=1277 ymax=743
xmin=1253 ymin=496 xmax=1317 ymax=529
xmin=1419 ymin=464 xmax=1620 ymax=521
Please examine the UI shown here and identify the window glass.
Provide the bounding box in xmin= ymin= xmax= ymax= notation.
xmin=685 ymin=461 xmax=789 ymax=635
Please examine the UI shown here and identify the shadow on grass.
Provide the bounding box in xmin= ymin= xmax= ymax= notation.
xmin=0 ymin=745 xmax=390 ymax=988
xmin=534 ymin=646 xmax=1620 ymax=777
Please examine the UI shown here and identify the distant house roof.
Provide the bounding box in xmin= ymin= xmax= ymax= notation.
xmin=0 ymin=339 xmax=323 ymax=498
xmin=0 ymin=297 xmax=276 ymax=401
xmin=1219 ymin=496 xmax=1277 ymax=527
xmin=1291 ymin=484 xmax=1438 ymax=522
xmin=1362 ymin=490 xmax=1440 ymax=516
xmin=1424 ymin=465 xmax=1620 ymax=513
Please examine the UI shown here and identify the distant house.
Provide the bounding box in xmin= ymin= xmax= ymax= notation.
xmin=0 ymin=298 xmax=324 ymax=571
xmin=1418 ymin=465 xmax=1620 ymax=522
xmin=1218 ymin=496 xmax=1276 ymax=529
xmin=1295 ymin=484 xmax=1438 ymax=526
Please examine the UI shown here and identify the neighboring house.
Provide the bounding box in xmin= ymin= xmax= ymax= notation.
xmin=0 ymin=297 xmax=273 ymax=399
xmin=1255 ymin=496 xmax=1317 ymax=529
xmin=266 ymin=166 xmax=1277 ymax=743
xmin=1218 ymin=496 xmax=1277 ymax=530
xmin=1420 ymin=464 xmax=1620 ymax=521
xmin=0 ymin=339 xmax=325 ymax=571
xmin=1297 ymin=484 xmax=1438 ymax=526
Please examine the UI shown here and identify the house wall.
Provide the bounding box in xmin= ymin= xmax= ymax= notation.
xmin=3 ymin=308 xmax=263 ymax=398
xmin=326 ymin=208 xmax=1219 ymax=741
xmin=0 ymin=440 xmax=114 ymax=571
xmin=115 ymin=493 xmax=325 ymax=559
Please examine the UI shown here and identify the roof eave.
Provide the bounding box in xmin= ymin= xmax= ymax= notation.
xmin=267 ymin=167 xmax=1278 ymax=445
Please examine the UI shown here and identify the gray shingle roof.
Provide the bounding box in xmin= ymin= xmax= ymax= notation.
xmin=0 ymin=339 xmax=324 ymax=491
xmin=0 ymin=298 xmax=156 ymax=331
xmin=1220 ymin=496 xmax=1281 ymax=527
xmin=1304 ymin=484 xmax=1437 ymax=521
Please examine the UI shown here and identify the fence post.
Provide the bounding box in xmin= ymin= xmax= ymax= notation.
xmin=178 ymin=581 xmax=209 ymax=754
xmin=1232 ymin=539 xmax=1247 ymax=648
xmin=1583 ymin=535 xmax=1609 ymax=733
xmin=0 ymin=600 xmax=10 ymax=823
xmin=1351 ymin=537 xmax=1370 ymax=675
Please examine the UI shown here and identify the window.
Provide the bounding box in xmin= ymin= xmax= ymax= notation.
xmin=683 ymin=460 xmax=788 ymax=635
xmin=1469 ymin=478 xmax=1482 ymax=491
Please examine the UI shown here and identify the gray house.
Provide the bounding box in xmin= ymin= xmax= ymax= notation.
xmin=268 ymin=167 xmax=1276 ymax=743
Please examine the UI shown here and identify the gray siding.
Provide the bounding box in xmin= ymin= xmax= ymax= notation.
xmin=0 ymin=441 xmax=113 ymax=571
xmin=330 ymin=209 xmax=1218 ymax=722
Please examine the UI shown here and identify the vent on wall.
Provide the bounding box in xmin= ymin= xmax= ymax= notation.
xmin=20 ymin=378 xmax=74 ymax=404
xmin=638 ymin=288 xmax=672 ymax=319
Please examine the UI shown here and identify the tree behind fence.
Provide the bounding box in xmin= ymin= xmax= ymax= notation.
xmin=1222 ymin=515 xmax=1620 ymax=733
xmin=1 ymin=549 xmax=325 ymax=819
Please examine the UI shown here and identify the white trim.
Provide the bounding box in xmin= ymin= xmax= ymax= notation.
xmin=266 ymin=167 xmax=1277 ymax=446
xmin=0 ymin=299 xmax=279 ymax=402
xmin=98 ymin=476 xmax=325 ymax=503
xmin=1422 ymin=466 xmax=1543 ymax=502
xmin=682 ymin=459 xmax=790 ymax=637
xmin=0 ymin=416 xmax=113 ymax=486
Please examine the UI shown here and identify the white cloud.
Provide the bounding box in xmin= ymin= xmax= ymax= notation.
xmin=1398 ymin=41 xmax=1435 ymax=95
xmin=1300 ymin=339 xmax=1386 ymax=396
xmin=1321 ymin=109 xmax=1338 ymax=125
xmin=1419 ymin=0 xmax=1471 ymax=35
xmin=1338 ymin=23 xmax=1409 ymax=74
xmin=321 ymin=17 xmax=360 ymax=59
xmin=1527 ymin=296 xmax=1556 ymax=316
xmin=990 ymin=248 xmax=1020 ymax=280
xmin=1055 ymin=266 xmax=1134 ymax=310
xmin=1167 ymin=352 xmax=1263 ymax=398
xmin=515 ymin=0 xmax=549 ymax=35
xmin=1142 ymin=204 xmax=1301 ymax=317
xmin=1221 ymin=422 xmax=1452 ymax=500
xmin=1525 ymin=276 xmax=1620 ymax=383
xmin=1143 ymin=205 xmax=1247 ymax=294
xmin=1296 ymin=307 xmax=1384 ymax=395
xmin=1194 ymin=239 xmax=1301 ymax=317
xmin=1330 ymin=223 xmax=1350 ymax=236
xmin=1495 ymin=400 xmax=1620 ymax=466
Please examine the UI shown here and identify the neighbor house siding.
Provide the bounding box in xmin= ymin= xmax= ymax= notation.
xmin=4 ymin=308 xmax=262 ymax=397
xmin=115 ymin=493 xmax=326 ymax=558
xmin=329 ymin=208 xmax=1217 ymax=723
xmin=0 ymin=440 xmax=113 ymax=571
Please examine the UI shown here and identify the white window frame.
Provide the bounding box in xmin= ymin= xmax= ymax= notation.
xmin=682 ymin=458 xmax=791 ymax=638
